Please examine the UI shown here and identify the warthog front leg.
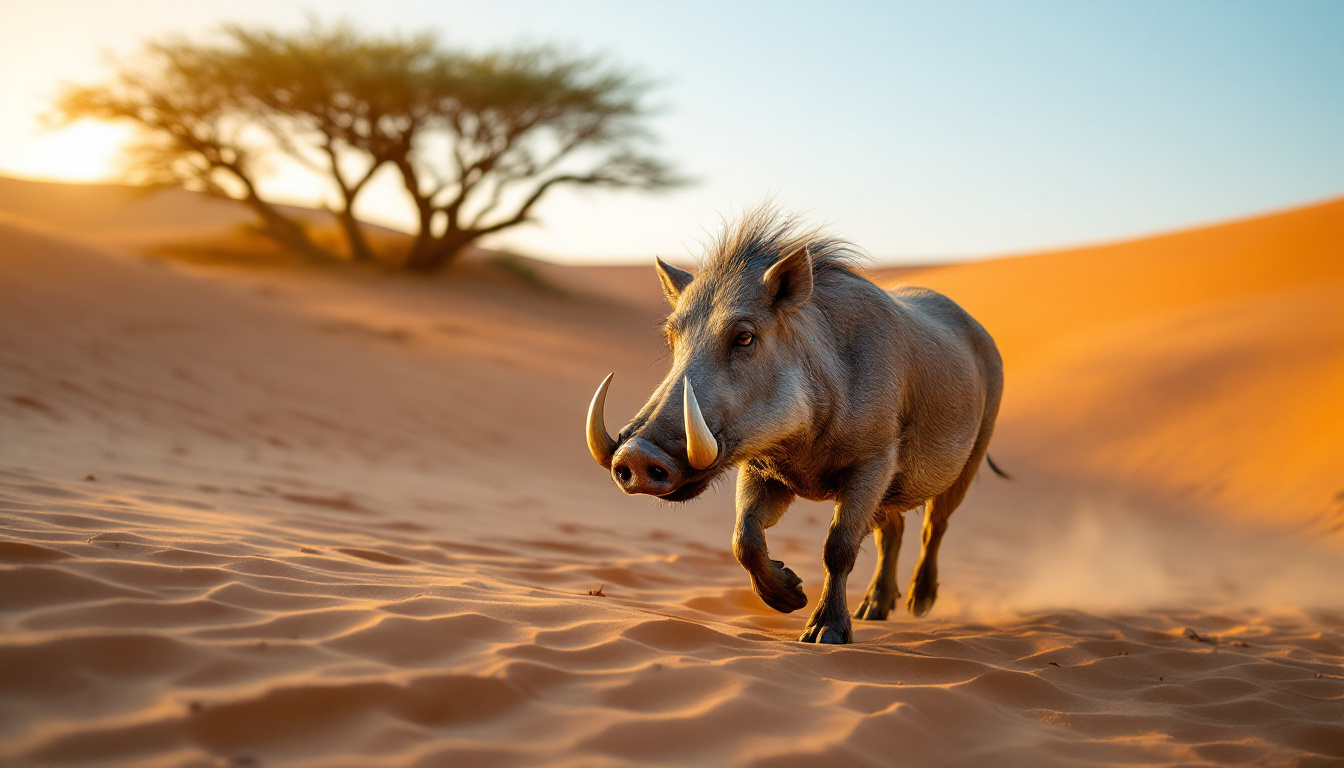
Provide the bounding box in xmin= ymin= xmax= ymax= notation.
xmin=853 ymin=505 xmax=907 ymax=621
xmin=800 ymin=453 xmax=898 ymax=644
xmin=733 ymin=471 xmax=806 ymax=613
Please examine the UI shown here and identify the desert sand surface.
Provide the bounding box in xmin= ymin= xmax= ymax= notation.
xmin=2 ymin=180 xmax=1342 ymax=767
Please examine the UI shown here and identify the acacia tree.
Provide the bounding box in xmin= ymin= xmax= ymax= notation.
xmin=56 ymin=38 xmax=327 ymax=258
xmin=55 ymin=23 xmax=683 ymax=270
xmin=220 ymin=24 xmax=442 ymax=264
xmin=396 ymin=47 xmax=680 ymax=271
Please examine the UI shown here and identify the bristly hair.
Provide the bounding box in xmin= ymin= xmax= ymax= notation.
xmin=696 ymin=204 xmax=864 ymax=283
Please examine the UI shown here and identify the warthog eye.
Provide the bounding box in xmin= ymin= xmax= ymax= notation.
xmin=735 ymin=331 xmax=755 ymax=347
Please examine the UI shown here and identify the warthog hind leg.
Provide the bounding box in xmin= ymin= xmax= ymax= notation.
xmin=907 ymin=502 xmax=945 ymax=617
xmin=907 ymin=388 xmax=1002 ymax=617
xmin=854 ymin=506 xmax=907 ymax=621
xmin=908 ymin=454 xmax=981 ymax=617
xmin=734 ymin=471 xmax=807 ymax=613
xmin=800 ymin=453 xmax=898 ymax=644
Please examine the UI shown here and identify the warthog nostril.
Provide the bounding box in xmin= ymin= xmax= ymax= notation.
xmin=610 ymin=437 xmax=683 ymax=496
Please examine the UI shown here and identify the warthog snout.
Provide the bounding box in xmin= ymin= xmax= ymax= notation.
xmin=585 ymin=372 xmax=721 ymax=498
xmin=610 ymin=437 xmax=682 ymax=496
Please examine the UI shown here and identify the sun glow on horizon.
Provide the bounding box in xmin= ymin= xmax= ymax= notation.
xmin=10 ymin=121 xmax=131 ymax=184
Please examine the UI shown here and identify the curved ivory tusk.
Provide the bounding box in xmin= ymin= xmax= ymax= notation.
xmin=586 ymin=373 xmax=618 ymax=469
xmin=683 ymin=377 xmax=719 ymax=470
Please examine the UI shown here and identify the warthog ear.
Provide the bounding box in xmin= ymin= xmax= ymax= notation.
xmin=655 ymin=257 xmax=695 ymax=308
xmin=763 ymin=245 xmax=813 ymax=313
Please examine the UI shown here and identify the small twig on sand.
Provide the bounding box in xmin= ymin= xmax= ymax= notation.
xmin=1184 ymin=627 xmax=1251 ymax=648
xmin=587 ymin=584 xmax=606 ymax=597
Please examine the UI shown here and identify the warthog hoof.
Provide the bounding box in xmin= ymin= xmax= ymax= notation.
xmin=906 ymin=580 xmax=939 ymax=618
xmin=853 ymin=587 xmax=898 ymax=621
xmin=798 ymin=619 xmax=852 ymax=644
xmin=751 ymin=559 xmax=807 ymax=614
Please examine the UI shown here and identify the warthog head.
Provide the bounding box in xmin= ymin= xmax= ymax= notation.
xmin=585 ymin=211 xmax=858 ymax=501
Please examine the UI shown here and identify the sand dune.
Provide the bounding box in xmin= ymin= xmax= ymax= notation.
xmin=2 ymin=187 xmax=1343 ymax=767
xmin=0 ymin=176 xmax=318 ymax=254
xmin=882 ymin=197 xmax=1344 ymax=533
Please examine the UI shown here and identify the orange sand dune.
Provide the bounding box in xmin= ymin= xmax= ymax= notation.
xmin=0 ymin=175 xmax=423 ymax=266
xmin=883 ymin=198 xmax=1344 ymax=533
xmin=2 ymin=189 xmax=1343 ymax=767
xmin=0 ymin=176 xmax=317 ymax=252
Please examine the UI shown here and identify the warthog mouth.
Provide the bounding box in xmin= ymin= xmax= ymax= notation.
xmin=656 ymin=474 xmax=716 ymax=502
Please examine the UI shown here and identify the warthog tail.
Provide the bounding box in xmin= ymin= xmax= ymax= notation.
xmin=985 ymin=454 xmax=1012 ymax=480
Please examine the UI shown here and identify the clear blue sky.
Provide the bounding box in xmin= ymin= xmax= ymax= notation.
xmin=1 ymin=1 xmax=1341 ymax=263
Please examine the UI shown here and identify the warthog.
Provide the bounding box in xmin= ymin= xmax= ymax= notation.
xmin=585 ymin=208 xmax=1004 ymax=644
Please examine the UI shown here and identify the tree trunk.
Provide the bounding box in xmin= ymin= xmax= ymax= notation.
xmin=403 ymin=230 xmax=475 ymax=273
xmin=392 ymin=156 xmax=438 ymax=272
xmin=403 ymin=224 xmax=436 ymax=271
xmin=335 ymin=207 xmax=377 ymax=263
xmin=241 ymin=192 xmax=329 ymax=260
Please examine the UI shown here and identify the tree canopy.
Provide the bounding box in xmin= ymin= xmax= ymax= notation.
xmin=55 ymin=22 xmax=684 ymax=270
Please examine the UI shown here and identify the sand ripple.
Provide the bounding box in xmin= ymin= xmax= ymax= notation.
xmin=2 ymin=470 xmax=1342 ymax=767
